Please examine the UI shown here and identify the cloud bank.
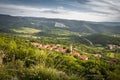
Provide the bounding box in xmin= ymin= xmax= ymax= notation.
xmin=0 ymin=0 xmax=120 ymax=22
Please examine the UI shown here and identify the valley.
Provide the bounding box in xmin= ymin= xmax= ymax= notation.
xmin=0 ymin=14 xmax=120 ymax=80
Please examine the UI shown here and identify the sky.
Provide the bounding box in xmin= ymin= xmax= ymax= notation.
xmin=0 ymin=0 xmax=120 ymax=22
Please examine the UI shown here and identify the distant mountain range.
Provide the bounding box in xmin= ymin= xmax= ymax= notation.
xmin=0 ymin=14 xmax=120 ymax=34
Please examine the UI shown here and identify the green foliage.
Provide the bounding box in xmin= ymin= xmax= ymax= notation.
xmin=0 ymin=66 xmax=12 ymax=80
xmin=107 ymin=53 xmax=115 ymax=58
xmin=85 ymin=34 xmax=120 ymax=46
xmin=18 ymin=65 xmax=69 ymax=80
xmin=0 ymin=34 xmax=120 ymax=80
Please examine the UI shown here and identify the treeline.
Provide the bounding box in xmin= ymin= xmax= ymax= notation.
xmin=85 ymin=34 xmax=120 ymax=46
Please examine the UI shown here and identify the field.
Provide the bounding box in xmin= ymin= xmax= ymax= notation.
xmin=11 ymin=27 xmax=41 ymax=34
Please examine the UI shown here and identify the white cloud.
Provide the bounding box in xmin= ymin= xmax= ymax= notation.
xmin=86 ymin=0 xmax=120 ymax=13
xmin=0 ymin=2 xmax=120 ymax=22
xmin=59 ymin=0 xmax=120 ymax=22
xmin=85 ymin=0 xmax=120 ymax=21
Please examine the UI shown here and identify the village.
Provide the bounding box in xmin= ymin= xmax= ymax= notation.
xmin=31 ymin=42 xmax=102 ymax=60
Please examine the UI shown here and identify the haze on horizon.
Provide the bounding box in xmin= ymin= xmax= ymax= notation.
xmin=0 ymin=0 xmax=120 ymax=22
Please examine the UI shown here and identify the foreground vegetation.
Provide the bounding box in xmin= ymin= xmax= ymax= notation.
xmin=0 ymin=33 xmax=120 ymax=80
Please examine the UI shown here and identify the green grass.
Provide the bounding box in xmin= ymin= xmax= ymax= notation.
xmin=107 ymin=53 xmax=115 ymax=58
xmin=11 ymin=27 xmax=41 ymax=34
xmin=46 ymin=29 xmax=79 ymax=36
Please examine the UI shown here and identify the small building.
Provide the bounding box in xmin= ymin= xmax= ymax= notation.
xmin=71 ymin=52 xmax=80 ymax=56
xmin=37 ymin=44 xmax=43 ymax=48
xmin=58 ymin=48 xmax=67 ymax=53
xmin=107 ymin=44 xmax=118 ymax=50
xmin=31 ymin=42 xmax=39 ymax=46
xmin=80 ymin=55 xmax=88 ymax=60
xmin=93 ymin=54 xmax=102 ymax=58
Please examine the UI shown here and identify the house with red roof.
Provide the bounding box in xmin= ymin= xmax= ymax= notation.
xmin=80 ymin=55 xmax=88 ymax=60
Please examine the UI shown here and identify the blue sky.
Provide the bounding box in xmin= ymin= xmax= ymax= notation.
xmin=0 ymin=0 xmax=120 ymax=22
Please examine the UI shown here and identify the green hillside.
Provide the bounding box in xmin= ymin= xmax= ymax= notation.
xmin=0 ymin=14 xmax=120 ymax=34
xmin=0 ymin=34 xmax=120 ymax=80
xmin=85 ymin=34 xmax=120 ymax=46
xmin=0 ymin=14 xmax=120 ymax=80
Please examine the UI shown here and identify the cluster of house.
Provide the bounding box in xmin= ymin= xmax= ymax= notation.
xmin=107 ymin=44 xmax=120 ymax=50
xmin=31 ymin=42 xmax=89 ymax=60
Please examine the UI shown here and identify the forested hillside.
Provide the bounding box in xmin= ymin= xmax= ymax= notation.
xmin=0 ymin=14 xmax=120 ymax=34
